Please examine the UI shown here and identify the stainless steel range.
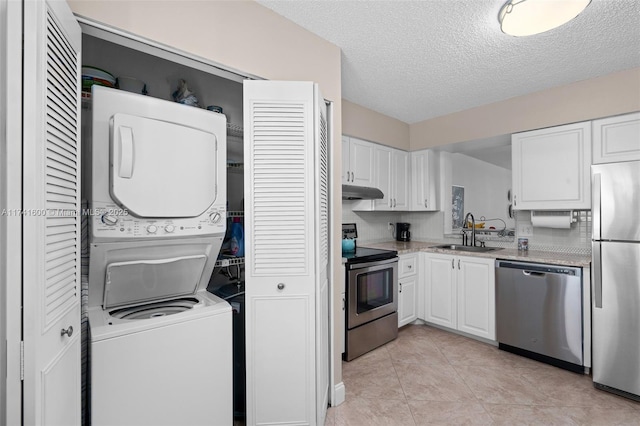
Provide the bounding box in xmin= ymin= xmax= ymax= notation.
xmin=343 ymin=225 xmax=398 ymax=361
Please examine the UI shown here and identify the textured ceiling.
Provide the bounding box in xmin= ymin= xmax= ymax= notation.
xmin=257 ymin=0 xmax=640 ymax=125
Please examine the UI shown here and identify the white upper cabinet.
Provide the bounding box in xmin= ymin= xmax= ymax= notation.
xmin=342 ymin=136 xmax=375 ymax=187
xmin=372 ymin=145 xmax=409 ymax=210
xmin=512 ymin=121 xmax=591 ymax=210
xmin=410 ymin=149 xmax=439 ymax=211
xmin=592 ymin=112 xmax=640 ymax=164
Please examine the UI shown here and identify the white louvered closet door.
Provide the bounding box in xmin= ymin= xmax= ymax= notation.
xmin=22 ymin=1 xmax=82 ymax=424
xmin=244 ymin=81 xmax=327 ymax=426
xmin=314 ymin=85 xmax=330 ymax=426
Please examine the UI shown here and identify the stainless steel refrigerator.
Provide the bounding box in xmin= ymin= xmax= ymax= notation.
xmin=592 ymin=160 xmax=640 ymax=401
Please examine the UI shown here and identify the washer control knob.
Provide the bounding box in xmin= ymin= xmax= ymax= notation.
xmin=165 ymin=225 xmax=175 ymax=233
xmin=209 ymin=211 xmax=222 ymax=224
xmin=147 ymin=225 xmax=158 ymax=234
xmin=101 ymin=213 xmax=118 ymax=226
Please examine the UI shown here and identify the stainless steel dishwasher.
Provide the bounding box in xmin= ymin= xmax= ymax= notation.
xmin=496 ymin=260 xmax=584 ymax=372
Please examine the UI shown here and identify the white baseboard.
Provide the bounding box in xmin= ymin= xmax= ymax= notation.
xmin=331 ymin=382 xmax=345 ymax=406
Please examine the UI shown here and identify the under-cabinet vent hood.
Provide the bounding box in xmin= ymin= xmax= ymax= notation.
xmin=342 ymin=185 xmax=384 ymax=200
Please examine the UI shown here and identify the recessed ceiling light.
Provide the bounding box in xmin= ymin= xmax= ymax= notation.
xmin=499 ymin=0 xmax=591 ymax=37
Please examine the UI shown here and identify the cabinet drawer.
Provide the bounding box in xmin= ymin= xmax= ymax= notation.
xmin=399 ymin=254 xmax=417 ymax=277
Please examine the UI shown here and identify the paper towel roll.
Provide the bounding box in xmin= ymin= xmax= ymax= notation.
xmin=531 ymin=211 xmax=572 ymax=229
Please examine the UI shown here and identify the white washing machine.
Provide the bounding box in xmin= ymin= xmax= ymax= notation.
xmin=86 ymin=86 xmax=231 ymax=425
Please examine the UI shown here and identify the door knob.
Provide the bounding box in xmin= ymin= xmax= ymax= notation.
xmin=60 ymin=326 xmax=73 ymax=337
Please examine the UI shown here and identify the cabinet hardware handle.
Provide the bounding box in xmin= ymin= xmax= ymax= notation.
xmin=350 ymin=171 xmax=354 ymax=182
xmin=61 ymin=326 xmax=73 ymax=338
xmin=514 ymin=194 xmax=517 ymax=206
xmin=408 ymin=265 xmax=412 ymax=269
xmin=424 ymin=199 xmax=428 ymax=208
xmin=458 ymin=259 xmax=460 ymax=270
xmin=399 ymin=282 xmax=402 ymax=293
xmin=342 ymin=296 xmax=345 ymax=311
xmin=393 ymin=199 xmax=397 ymax=208
xmin=277 ymin=283 xmax=285 ymax=290
xmin=451 ymin=259 xmax=454 ymax=269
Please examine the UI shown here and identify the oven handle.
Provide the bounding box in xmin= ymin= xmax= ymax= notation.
xmin=347 ymin=256 xmax=398 ymax=270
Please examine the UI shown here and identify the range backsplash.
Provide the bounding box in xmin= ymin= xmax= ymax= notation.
xmin=342 ymin=203 xmax=591 ymax=255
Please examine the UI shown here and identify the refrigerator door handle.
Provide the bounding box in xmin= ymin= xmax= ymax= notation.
xmin=593 ymin=241 xmax=602 ymax=308
xmin=593 ymin=172 xmax=601 ymax=240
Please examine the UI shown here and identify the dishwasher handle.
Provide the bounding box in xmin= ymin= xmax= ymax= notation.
xmin=523 ymin=270 xmax=546 ymax=277
xmin=496 ymin=260 xmax=581 ymax=277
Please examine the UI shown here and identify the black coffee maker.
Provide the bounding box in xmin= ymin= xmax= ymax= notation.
xmin=396 ymin=222 xmax=411 ymax=242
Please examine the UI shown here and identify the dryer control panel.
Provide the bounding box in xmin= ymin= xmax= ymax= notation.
xmin=89 ymin=201 xmax=226 ymax=242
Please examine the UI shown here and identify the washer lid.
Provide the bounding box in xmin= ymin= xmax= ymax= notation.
xmin=110 ymin=113 xmax=218 ymax=218
xmin=103 ymin=255 xmax=207 ymax=309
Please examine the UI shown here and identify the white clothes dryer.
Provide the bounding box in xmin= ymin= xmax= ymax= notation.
xmin=87 ymin=85 xmax=227 ymax=244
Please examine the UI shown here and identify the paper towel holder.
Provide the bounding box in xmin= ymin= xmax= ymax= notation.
xmin=531 ymin=210 xmax=577 ymax=229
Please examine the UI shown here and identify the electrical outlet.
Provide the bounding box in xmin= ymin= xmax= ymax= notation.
xmin=518 ymin=223 xmax=533 ymax=236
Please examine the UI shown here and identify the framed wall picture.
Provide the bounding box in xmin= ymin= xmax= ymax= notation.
xmin=452 ymin=185 xmax=464 ymax=229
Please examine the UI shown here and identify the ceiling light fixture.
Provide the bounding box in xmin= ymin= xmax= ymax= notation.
xmin=498 ymin=0 xmax=591 ymax=37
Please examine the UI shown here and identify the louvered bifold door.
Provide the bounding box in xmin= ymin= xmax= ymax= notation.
xmin=244 ymin=81 xmax=317 ymax=425
xmin=22 ymin=1 xmax=82 ymax=424
xmin=314 ymin=87 xmax=330 ymax=426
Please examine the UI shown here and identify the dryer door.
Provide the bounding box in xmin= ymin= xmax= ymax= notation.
xmin=110 ymin=113 xmax=218 ymax=218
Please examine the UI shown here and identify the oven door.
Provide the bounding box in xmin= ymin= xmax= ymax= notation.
xmin=347 ymin=257 xmax=398 ymax=329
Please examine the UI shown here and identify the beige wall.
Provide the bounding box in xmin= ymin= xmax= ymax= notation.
xmin=68 ymin=0 xmax=346 ymax=397
xmin=342 ymin=99 xmax=410 ymax=149
xmin=411 ymin=67 xmax=640 ymax=150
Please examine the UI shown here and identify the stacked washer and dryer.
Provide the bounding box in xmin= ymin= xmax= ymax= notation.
xmin=86 ymin=86 xmax=232 ymax=425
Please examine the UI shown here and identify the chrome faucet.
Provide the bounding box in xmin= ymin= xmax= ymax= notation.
xmin=463 ymin=212 xmax=476 ymax=247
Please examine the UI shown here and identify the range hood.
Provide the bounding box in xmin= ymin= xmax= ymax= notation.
xmin=342 ymin=184 xmax=384 ymax=200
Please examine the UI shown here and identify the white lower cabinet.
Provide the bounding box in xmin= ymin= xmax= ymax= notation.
xmin=423 ymin=252 xmax=496 ymax=341
xmin=398 ymin=253 xmax=418 ymax=327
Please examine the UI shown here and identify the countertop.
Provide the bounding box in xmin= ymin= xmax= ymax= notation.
xmin=359 ymin=240 xmax=591 ymax=267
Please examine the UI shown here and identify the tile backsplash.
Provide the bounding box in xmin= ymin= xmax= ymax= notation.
xmin=342 ymin=202 xmax=591 ymax=255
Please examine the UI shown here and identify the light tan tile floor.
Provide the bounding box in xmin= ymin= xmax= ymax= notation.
xmin=326 ymin=324 xmax=640 ymax=425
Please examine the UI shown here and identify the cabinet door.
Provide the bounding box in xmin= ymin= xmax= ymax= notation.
xmin=342 ymin=135 xmax=351 ymax=184
xmin=456 ymin=256 xmax=496 ymax=341
xmin=512 ymin=122 xmax=591 ymax=210
xmin=373 ymin=145 xmax=393 ymax=210
xmin=349 ymin=137 xmax=375 ymax=187
xmin=393 ymin=149 xmax=410 ymax=210
xmin=592 ymin=112 xmax=640 ymax=164
xmin=411 ymin=150 xmax=439 ymax=211
xmin=398 ymin=275 xmax=418 ymax=327
xmin=423 ymin=253 xmax=456 ymax=329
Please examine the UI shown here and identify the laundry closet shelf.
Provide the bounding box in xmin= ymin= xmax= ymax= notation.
xmin=215 ymin=256 xmax=245 ymax=267
xmin=227 ymin=123 xmax=243 ymax=139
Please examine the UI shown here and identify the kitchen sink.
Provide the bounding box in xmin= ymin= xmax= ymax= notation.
xmin=431 ymin=244 xmax=503 ymax=253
